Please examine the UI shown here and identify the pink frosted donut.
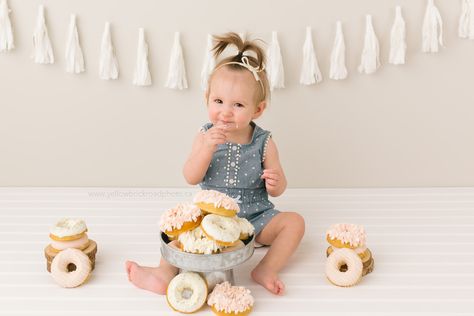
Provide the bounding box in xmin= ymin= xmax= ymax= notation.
xmin=326 ymin=248 xmax=363 ymax=287
xmin=326 ymin=223 xmax=367 ymax=249
xmin=51 ymin=248 xmax=91 ymax=288
xmin=207 ymin=281 xmax=254 ymax=315
xmin=159 ymin=203 xmax=202 ymax=237
xmin=50 ymin=233 xmax=90 ymax=252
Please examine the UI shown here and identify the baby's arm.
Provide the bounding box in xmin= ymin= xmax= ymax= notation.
xmin=183 ymin=126 xmax=228 ymax=185
xmin=261 ymin=138 xmax=287 ymax=197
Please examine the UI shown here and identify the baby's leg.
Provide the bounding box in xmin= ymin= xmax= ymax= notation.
xmin=126 ymin=258 xmax=179 ymax=295
xmin=251 ymin=212 xmax=305 ymax=295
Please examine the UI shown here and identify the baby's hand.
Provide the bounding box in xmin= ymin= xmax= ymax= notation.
xmin=202 ymin=125 xmax=228 ymax=151
xmin=261 ymin=169 xmax=281 ymax=190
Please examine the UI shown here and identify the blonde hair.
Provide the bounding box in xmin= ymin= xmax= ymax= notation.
xmin=209 ymin=32 xmax=270 ymax=104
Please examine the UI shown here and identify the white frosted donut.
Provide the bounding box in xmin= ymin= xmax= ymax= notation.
xmin=326 ymin=248 xmax=363 ymax=287
xmin=51 ymin=248 xmax=91 ymax=288
xmin=50 ymin=218 xmax=87 ymax=240
xmin=201 ymin=214 xmax=240 ymax=246
xmin=178 ymin=227 xmax=222 ymax=254
xmin=234 ymin=216 xmax=255 ymax=239
xmin=166 ymin=272 xmax=208 ymax=313
xmin=50 ymin=233 xmax=90 ymax=251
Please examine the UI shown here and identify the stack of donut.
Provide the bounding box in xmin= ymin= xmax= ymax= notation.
xmin=159 ymin=190 xmax=254 ymax=255
xmin=161 ymin=190 xmax=256 ymax=314
xmin=325 ymin=223 xmax=374 ymax=287
xmin=44 ymin=218 xmax=97 ymax=288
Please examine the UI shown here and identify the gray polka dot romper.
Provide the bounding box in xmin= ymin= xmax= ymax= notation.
xmin=199 ymin=121 xmax=280 ymax=236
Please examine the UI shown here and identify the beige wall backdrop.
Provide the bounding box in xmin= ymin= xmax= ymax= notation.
xmin=0 ymin=0 xmax=473 ymax=188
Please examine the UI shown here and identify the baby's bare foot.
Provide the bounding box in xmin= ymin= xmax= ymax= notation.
xmin=125 ymin=260 xmax=176 ymax=295
xmin=251 ymin=265 xmax=285 ymax=295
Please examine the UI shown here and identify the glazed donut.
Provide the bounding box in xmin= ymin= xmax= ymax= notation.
xmin=50 ymin=248 xmax=91 ymax=288
xmin=50 ymin=218 xmax=88 ymax=241
xmin=159 ymin=203 xmax=203 ymax=238
xmin=207 ymin=281 xmax=254 ymax=316
xmin=50 ymin=233 xmax=90 ymax=252
xmin=326 ymin=248 xmax=363 ymax=287
xmin=166 ymin=272 xmax=208 ymax=313
xmin=201 ymin=214 xmax=240 ymax=246
xmin=234 ymin=217 xmax=255 ymax=240
xmin=326 ymin=223 xmax=366 ymax=249
xmin=194 ymin=190 xmax=240 ymax=217
xmin=178 ymin=227 xmax=222 ymax=254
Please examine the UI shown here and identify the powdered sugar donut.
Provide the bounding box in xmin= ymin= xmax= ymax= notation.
xmin=50 ymin=248 xmax=91 ymax=288
xmin=194 ymin=190 xmax=240 ymax=217
xmin=178 ymin=226 xmax=222 ymax=254
xmin=201 ymin=214 xmax=240 ymax=246
xmin=207 ymin=281 xmax=254 ymax=316
xmin=326 ymin=248 xmax=363 ymax=287
xmin=166 ymin=272 xmax=208 ymax=313
xmin=326 ymin=223 xmax=366 ymax=249
xmin=159 ymin=203 xmax=203 ymax=238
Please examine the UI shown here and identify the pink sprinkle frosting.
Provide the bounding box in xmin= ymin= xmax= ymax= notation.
xmin=159 ymin=203 xmax=201 ymax=233
xmin=207 ymin=281 xmax=254 ymax=313
xmin=326 ymin=223 xmax=367 ymax=247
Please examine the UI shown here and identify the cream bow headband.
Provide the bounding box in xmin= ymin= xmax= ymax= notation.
xmin=216 ymin=56 xmax=265 ymax=94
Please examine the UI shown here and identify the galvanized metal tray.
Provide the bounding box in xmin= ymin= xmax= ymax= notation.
xmin=160 ymin=232 xmax=255 ymax=273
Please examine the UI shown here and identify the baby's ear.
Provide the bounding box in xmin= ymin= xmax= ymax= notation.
xmin=253 ymin=100 xmax=267 ymax=119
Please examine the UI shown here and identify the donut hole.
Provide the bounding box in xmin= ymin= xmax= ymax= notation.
xmin=181 ymin=287 xmax=194 ymax=300
xmin=67 ymin=263 xmax=77 ymax=272
xmin=338 ymin=262 xmax=348 ymax=273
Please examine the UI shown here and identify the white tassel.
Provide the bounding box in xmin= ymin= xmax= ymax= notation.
xmin=200 ymin=34 xmax=215 ymax=91
xmin=300 ymin=27 xmax=322 ymax=85
xmin=329 ymin=21 xmax=347 ymax=80
xmin=31 ymin=5 xmax=54 ymax=64
xmin=358 ymin=15 xmax=380 ymax=74
xmin=266 ymin=31 xmax=285 ymax=90
xmin=65 ymin=14 xmax=85 ymax=74
xmin=99 ymin=22 xmax=119 ymax=80
xmin=422 ymin=0 xmax=444 ymax=53
xmin=459 ymin=0 xmax=474 ymax=39
xmin=0 ymin=0 xmax=14 ymax=52
xmin=133 ymin=28 xmax=152 ymax=86
xmin=389 ymin=6 xmax=407 ymax=65
xmin=165 ymin=32 xmax=188 ymax=90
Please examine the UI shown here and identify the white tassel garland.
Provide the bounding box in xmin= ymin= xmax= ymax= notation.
xmin=165 ymin=32 xmax=188 ymax=90
xmin=358 ymin=15 xmax=380 ymax=74
xmin=65 ymin=14 xmax=85 ymax=74
xmin=300 ymin=26 xmax=322 ymax=85
xmin=0 ymin=0 xmax=14 ymax=52
xmin=329 ymin=21 xmax=347 ymax=80
xmin=99 ymin=22 xmax=119 ymax=80
xmin=422 ymin=0 xmax=444 ymax=53
xmin=266 ymin=31 xmax=285 ymax=90
xmin=459 ymin=0 xmax=474 ymax=39
xmin=389 ymin=6 xmax=407 ymax=65
xmin=31 ymin=5 xmax=54 ymax=64
xmin=200 ymin=34 xmax=215 ymax=91
xmin=133 ymin=28 xmax=152 ymax=86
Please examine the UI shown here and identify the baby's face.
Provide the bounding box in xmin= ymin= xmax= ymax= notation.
xmin=206 ymin=67 xmax=261 ymax=131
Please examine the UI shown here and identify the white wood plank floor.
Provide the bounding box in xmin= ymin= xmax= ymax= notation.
xmin=1 ymin=187 xmax=474 ymax=316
